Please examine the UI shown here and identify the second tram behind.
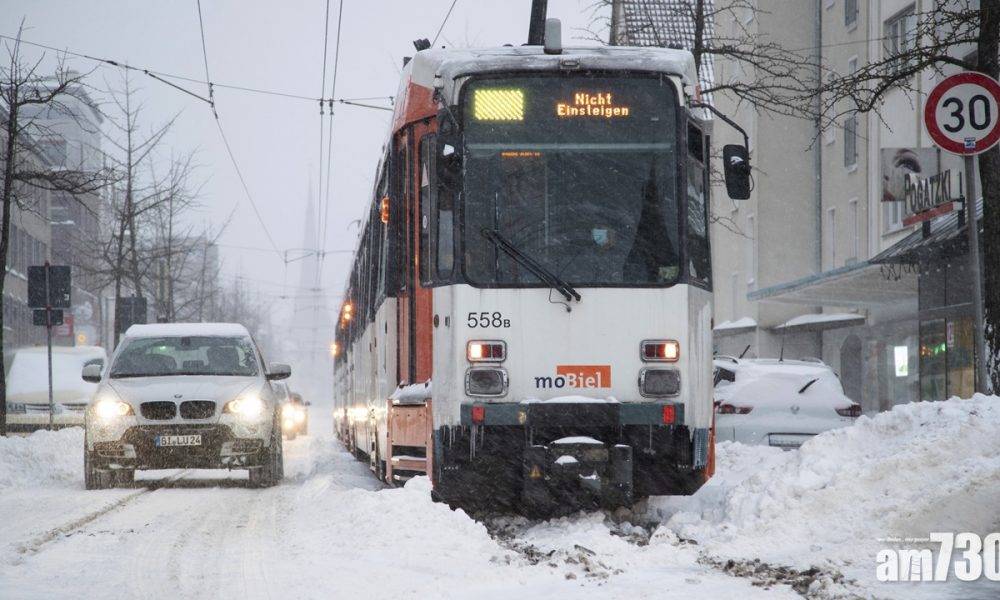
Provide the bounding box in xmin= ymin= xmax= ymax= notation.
xmin=333 ymin=28 xmax=750 ymax=513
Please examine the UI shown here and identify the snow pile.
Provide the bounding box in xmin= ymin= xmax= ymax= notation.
xmin=666 ymin=395 xmax=1000 ymax=567
xmin=0 ymin=428 xmax=83 ymax=489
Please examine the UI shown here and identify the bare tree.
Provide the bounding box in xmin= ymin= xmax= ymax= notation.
xmin=589 ymin=0 xmax=821 ymax=120
xmin=0 ymin=24 xmax=112 ymax=436
xmin=97 ymin=71 xmax=177 ymax=345
xmin=818 ymin=0 xmax=1000 ymax=390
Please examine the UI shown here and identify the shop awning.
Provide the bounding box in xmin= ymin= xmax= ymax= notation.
xmin=772 ymin=312 xmax=866 ymax=333
xmin=713 ymin=317 xmax=757 ymax=336
xmin=871 ymin=197 xmax=981 ymax=265
xmin=748 ymin=261 xmax=917 ymax=308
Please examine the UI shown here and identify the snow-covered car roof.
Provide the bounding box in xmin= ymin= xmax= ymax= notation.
xmin=714 ymin=358 xmax=852 ymax=408
xmin=123 ymin=323 xmax=251 ymax=338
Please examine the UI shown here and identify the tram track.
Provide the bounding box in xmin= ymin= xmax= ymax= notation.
xmin=12 ymin=469 xmax=193 ymax=559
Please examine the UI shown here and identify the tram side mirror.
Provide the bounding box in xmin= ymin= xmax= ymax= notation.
xmin=723 ymin=144 xmax=751 ymax=200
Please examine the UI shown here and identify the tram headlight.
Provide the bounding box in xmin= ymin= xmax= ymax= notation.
xmin=465 ymin=367 xmax=508 ymax=397
xmin=638 ymin=368 xmax=680 ymax=398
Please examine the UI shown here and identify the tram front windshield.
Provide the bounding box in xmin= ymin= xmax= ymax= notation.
xmin=463 ymin=75 xmax=679 ymax=287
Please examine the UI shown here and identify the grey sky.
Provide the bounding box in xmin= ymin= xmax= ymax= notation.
xmin=1 ymin=0 xmax=605 ymax=333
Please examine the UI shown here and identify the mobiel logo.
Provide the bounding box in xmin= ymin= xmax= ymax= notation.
xmin=534 ymin=365 xmax=611 ymax=389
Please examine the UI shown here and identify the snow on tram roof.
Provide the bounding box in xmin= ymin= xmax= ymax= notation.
xmin=124 ymin=323 xmax=251 ymax=338
xmin=407 ymin=45 xmax=698 ymax=94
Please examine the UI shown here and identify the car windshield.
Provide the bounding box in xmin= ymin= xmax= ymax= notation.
xmin=462 ymin=75 xmax=679 ymax=286
xmin=110 ymin=336 xmax=259 ymax=378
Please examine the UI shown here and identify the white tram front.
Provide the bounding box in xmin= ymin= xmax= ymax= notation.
xmin=333 ymin=33 xmax=750 ymax=514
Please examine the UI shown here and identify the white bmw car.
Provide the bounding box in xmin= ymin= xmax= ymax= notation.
xmin=83 ymin=323 xmax=290 ymax=489
xmin=713 ymin=357 xmax=860 ymax=449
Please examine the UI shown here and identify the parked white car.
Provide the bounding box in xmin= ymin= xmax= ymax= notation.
xmin=5 ymin=345 xmax=107 ymax=431
xmin=83 ymin=323 xmax=290 ymax=489
xmin=713 ymin=357 xmax=860 ymax=449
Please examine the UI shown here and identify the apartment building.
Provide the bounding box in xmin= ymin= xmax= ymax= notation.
xmin=2 ymin=141 xmax=52 ymax=357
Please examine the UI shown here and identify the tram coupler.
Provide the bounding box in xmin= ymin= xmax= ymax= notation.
xmin=521 ymin=439 xmax=634 ymax=516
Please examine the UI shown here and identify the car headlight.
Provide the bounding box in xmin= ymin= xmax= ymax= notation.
xmin=94 ymin=399 xmax=133 ymax=420
xmin=225 ymin=395 xmax=265 ymax=419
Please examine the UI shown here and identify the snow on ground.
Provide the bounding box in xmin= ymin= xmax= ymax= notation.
xmin=660 ymin=395 xmax=1000 ymax=599
xmin=0 ymin=413 xmax=798 ymax=600
xmin=1 ymin=398 xmax=997 ymax=598
xmin=0 ymin=428 xmax=84 ymax=489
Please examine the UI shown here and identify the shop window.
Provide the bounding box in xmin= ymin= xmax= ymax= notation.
xmin=919 ymin=319 xmax=946 ymax=401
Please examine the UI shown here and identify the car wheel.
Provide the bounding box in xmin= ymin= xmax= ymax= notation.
xmin=115 ymin=469 xmax=136 ymax=488
xmin=249 ymin=425 xmax=282 ymax=488
xmin=84 ymin=435 xmax=112 ymax=490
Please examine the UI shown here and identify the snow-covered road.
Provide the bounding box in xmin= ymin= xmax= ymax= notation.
xmin=0 ymin=415 xmax=800 ymax=600
xmin=1 ymin=398 xmax=997 ymax=599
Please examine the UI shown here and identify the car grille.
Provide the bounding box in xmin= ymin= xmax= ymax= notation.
xmin=140 ymin=401 xmax=177 ymax=420
xmin=180 ymin=401 xmax=215 ymax=419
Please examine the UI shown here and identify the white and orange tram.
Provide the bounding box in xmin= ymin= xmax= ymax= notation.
xmin=333 ymin=23 xmax=750 ymax=514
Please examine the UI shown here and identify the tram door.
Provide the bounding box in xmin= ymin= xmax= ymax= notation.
xmin=395 ymin=124 xmax=434 ymax=385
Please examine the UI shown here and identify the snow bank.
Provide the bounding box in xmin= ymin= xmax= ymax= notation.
xmin=665 ymin=395 xmax=1000 ymax=568
xmin=0 ymin=428 xmax=83 ymax=489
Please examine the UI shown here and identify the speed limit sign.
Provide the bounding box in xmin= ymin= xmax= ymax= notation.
xmin=924 ymin=71 xmax=1000 ymax=155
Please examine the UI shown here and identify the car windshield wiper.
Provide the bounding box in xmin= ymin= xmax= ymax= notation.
xmin=798 ymin=378 xmax=819 ymax=394
xmin=480 ymin=228 xmax=581 ymax=302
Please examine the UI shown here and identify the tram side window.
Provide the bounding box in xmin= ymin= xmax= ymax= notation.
xmin=392 ymin=142 xmax=409 ymax=293
xmin=686 ymin=122 xmax=711 ymax=287
xmin=375 ymin=160 xmax=390 ymax=302
xmin=418 ymin=134 xmax=455 ymax=285
xmin=419 ymin=136 xmax=433 ymax=284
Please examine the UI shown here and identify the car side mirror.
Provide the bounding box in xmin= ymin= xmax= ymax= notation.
xmin=82 ymin=364 xmax=102 ymax=383
xmin=267 ymin=363 xmax=292 ymax=381
xmin=723 ymin=144 xmax=751 ymax=200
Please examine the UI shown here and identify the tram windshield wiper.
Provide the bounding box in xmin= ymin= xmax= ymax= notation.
xmin=480 ymin=228 xmax=582 ymax=303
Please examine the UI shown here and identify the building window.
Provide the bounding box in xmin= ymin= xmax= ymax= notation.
xmin=844 ymin=114 xmax=858 ymax=168
xmin=745 ymin=213 xmax=756 ymax=289
xmin=827 ymin=208 xmax=837 ymax=268
xmin=884 ymin=195 xmax=905 ymax=232
xmin=885 ymin=6 xmax=917 ymax=75
xmin=848 ymin=198 xmax=859 ymax=262
xmin=845 ymin=0 xmax=857 ymax=27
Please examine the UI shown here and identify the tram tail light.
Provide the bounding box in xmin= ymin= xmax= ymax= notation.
xmin=471 ymin=405 xmax=485 ymax=424
xmin=467 ymin=340 xmax=506 ymax=362
xmin=642 ymin=340 xmax=680 ymax=362
xmin=662 ymin=404 xmax=676 ymax=424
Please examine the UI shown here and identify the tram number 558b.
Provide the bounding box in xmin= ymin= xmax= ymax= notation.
xmin=467 ymin=312 xmax=511 ymax=328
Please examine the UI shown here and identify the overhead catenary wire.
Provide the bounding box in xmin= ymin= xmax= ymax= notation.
xmin=193 ymin=1 xmax=283 ymax=260
xmin=318 ymin=0 xmax=345 ymax=283
xmin=317 ymin=0 xmax=334 ymax=273
xmin=431 ymin=0 xmax=460 ymax=47
xmin=0 ymin=33 xmax=392 ymax=108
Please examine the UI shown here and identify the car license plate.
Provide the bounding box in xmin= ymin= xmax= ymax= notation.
xmin=155 ymin=434 xmax=202 ymax=447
